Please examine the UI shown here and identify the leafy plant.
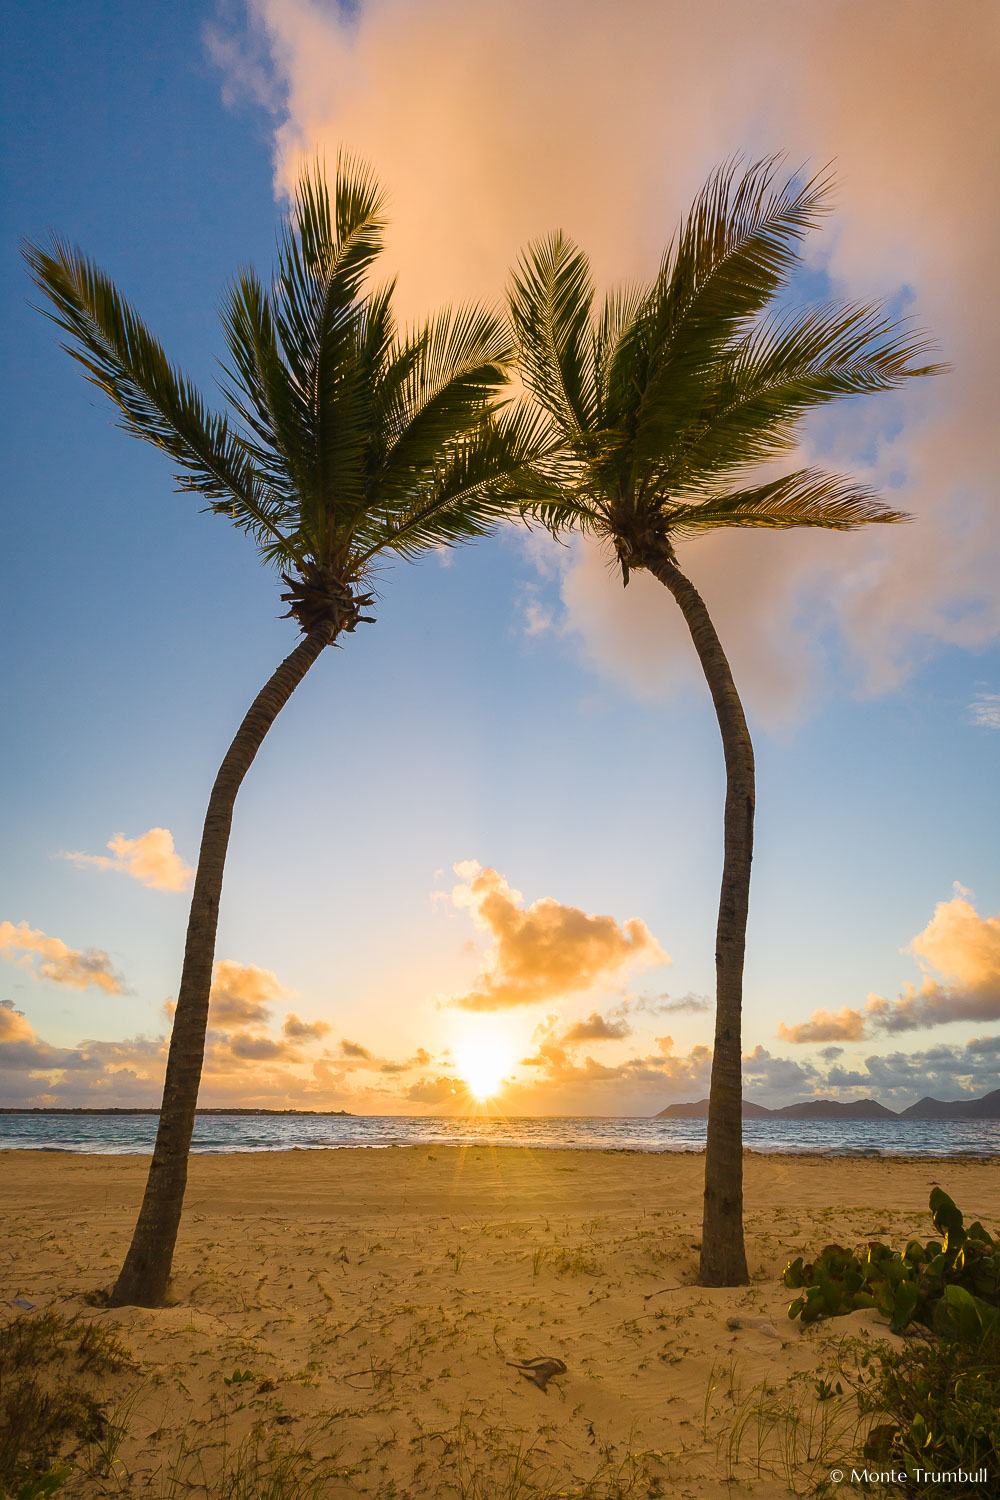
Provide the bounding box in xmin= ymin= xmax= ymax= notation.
xmin=783 ymin=1189 xmax=1000 ymax=1333
xmin=855 ymin=1322 xmax=1000 ymax=1497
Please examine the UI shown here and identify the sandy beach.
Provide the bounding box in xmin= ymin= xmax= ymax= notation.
xmin=3 ymin=1147 xmax=998 ymax=1497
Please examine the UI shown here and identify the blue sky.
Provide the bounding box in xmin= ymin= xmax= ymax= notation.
xmin=2 ymin=0 xmax=998 ymax=1113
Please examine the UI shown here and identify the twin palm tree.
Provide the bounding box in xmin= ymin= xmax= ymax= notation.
xmin=508 ymin=157 xmax=941 ymax=1284
xmin=28 ymin=154 xmax=939 ymax=1304
xmin=26 ymin=157 xmax=542 ymax=1307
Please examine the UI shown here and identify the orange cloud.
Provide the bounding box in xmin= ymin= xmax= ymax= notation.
xmin=909 ymin=892 xmax=1000 ymax=993
xmin=561 ymin=1011 xmax=632 ymax=1043
xmin=61 ymin=828 xmax=193 ymax=892
xmin=778 ymin=1006 xmax=869 ymax=1044
xmin=447 ymin=860 xmax=668 ymax=1011
xmin=518 ymin=1020 xmax=713 ymax=1097
xmin=283 ymin=1012 xmax=331 ymax=1041
xmin=214 ymin=0 xmax=999 ymax=723
xmin=780 ymin=891 xmax=1000 ymax=1042
xmin=228 ymin=1032 xmax=303 ymax=1063
xmin=0 ymin=920 xmax=123 ymax=993
xmin=207 ymin=959 xmax=291 ymax=1029
xmin=0 ymin=1001 xmax=100 ymax=1074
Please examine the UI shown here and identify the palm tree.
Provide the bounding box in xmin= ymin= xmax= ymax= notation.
xmin=508 ymin=158 xmax=942 ymax=1286
xmin=26 ymin=156 xmax=542 ymax=1308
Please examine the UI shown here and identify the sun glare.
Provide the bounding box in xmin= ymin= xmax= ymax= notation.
xmin=453 ymin=1034 xmax=515 ymax=1101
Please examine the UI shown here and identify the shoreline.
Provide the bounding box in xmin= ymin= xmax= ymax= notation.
xmin=4 ymin=1143 xmax=1000 ymax=1163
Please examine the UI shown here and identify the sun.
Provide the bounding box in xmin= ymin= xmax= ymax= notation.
xmin=453 ymin=1033 xmax=515 ymax=1101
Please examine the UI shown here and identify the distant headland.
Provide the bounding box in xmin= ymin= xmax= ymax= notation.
xmin=654 ymin=1088 xmax=1000 ymax=1121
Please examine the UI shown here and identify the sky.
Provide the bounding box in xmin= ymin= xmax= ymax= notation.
xmin=1 ymin=0 xmax=998 ymax=1115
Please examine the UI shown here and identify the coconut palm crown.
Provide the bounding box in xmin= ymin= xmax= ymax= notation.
xmin=24 ymin=155 xmax=543 ymax=1307
xmin=28 ymin=157 xmax=542 ymax=637
xmin=509 ymin=156 xmax=943 ymax=1286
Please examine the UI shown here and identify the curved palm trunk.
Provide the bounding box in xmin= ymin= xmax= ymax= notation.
xmin=648 ymin=552 xmax=752 ymax=1286
xmin=111 ymin=625 xmax=334 ymax=1308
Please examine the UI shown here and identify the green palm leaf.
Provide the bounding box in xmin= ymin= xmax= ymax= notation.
xmin=674 ymin=302 xmax=946 ymax=482
xmin=509 ymin=232 xmax=597 ymax=436
xmin=633 ymin=156 xmax=832 ymax=462
xmin=25 ymin=153 xmax=545 ymax=613
xmin=509 ymin=157 xmax=939 ymax=564
xmin=376 ymin=303 xmax=514 ymax=499
xmin=359 ymin=403 xmax=554 ymax=562
xmin=665 ymin=467 xmax=911 ymax=537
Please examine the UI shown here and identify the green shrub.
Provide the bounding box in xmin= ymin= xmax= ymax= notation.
xmin=783 ymin=1189 xmax=1000 ymax=1333
xmin=855 ymin=1322 xmax=1000 ymax=1497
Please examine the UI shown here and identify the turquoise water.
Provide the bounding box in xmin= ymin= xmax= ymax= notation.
xmin=1 ymin=1112 xmax=998 ymax=1156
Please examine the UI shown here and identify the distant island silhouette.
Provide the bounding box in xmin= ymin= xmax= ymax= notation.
xmin=654 ymin=1088 xmax=1000 ymax=1121
xmin=0 ymin=1107 xmax=353 ymax=1117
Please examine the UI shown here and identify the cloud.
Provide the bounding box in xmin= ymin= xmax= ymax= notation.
xmin=969 ymin=693 xmax=1000 ymax=730
xmin=967 ymin=1035 xmax=1000 ymax=1056
xmin=3 ymin=988 xmax=995 ymax=1113
xmin=780 ymin=892 xmax=1000 ymax=1042
xmin=282 ymin=1012 xmax=331 ymax=1041
xmin=0 ymin=1000 xmax=109 ymax=1074
xmin=61 ymin=828 xmax=193 ymax=892
xmin=405 ymin=1074 xmax=472 ymax=1106
xmin=629 ymin=991 xmax=711 ymax=1017
xmin=207 ymin=959 xmax=291 ymax=1029
xmin=0 ymin=920 xmax=123 ymax=993
xmin=516 ymin=1025 xmax=714 ymax=1104
xmin=211 ymin=0 xmax=1000 ymax=723
xmin=340 ymin=1038 xmax=373 ymax=1060
xmin=778 ymin=1006 xmax=869 ymax=1044
xmin=446 ymin=860 xmax=668 ymax=1011
xmin=821 ymin=1039 xmax=1000 ymax=1104
xmin=228 ymin=1032 xmax=302 ymax=1062
xmin=742 ymin=1044 xmax=819 ymax=1095
xmin=561 ymin=1011 xmax=631 ymax=1043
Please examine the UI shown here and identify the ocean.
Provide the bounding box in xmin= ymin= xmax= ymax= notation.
xmin=1 ymin=1112 xmax=998 ymax=1157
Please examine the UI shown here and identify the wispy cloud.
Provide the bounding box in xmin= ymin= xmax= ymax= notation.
xmin=61 ymin=828 xmax=193 ymax=892
xmin=0 ymin=920 xmax=123 ymax=993
xmin=969 ymin=692 xmax=1000 ymax=729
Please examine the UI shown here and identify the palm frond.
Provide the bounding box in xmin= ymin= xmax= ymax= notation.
xmin=664 ymin=466 xmax=911 ymax=538
xmin=509 ymin=232 xmax=597 ymax=435
xmin=219 ymin=267 xmax=315 ymax=501
xmin=272 ymin=153 xmax=387 ymax=398
xmin=24 ymin=241 xmax=255 ymax=502
xmin=357 ymin=403 xmax=554 ymax=562
xmin=672 ymin=301 xmax=945 ymax=483
xmin=593 ymin=282 xmax=648 ymax=428
xmin=375 ymin=303 xmax=514 ymax=498
xmin=633 ymin=157 xmax=832 ymax=461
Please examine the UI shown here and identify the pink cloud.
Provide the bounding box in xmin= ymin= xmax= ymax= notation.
xmin=212 ymin=0 xmax=999 ymax=723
